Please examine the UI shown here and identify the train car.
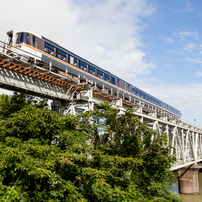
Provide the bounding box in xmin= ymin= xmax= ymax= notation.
xmin=4 ymin=30 xmax=182 ymax=119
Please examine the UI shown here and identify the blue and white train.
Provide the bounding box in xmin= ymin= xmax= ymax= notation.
xmin=4 ymin=30 xmax=182 ymax=119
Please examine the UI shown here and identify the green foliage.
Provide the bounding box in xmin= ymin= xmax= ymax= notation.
xmin=0 ymin=94 xmax=181 ymax=202
xmin=0 ymin=92 xmax=48 ymax=119
xmin=78 ymin=102 xmax=181 ymax=201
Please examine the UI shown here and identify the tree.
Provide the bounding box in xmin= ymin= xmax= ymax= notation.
xmin=0 ymin=95 xmax=181 ymax=202
xmin=0 ymin=104 xmax=89 ymax=201
xmin=0 ymin=92 xmax=48 ymax=119
xmin=78 ymin=102 xmax=181 ymax=201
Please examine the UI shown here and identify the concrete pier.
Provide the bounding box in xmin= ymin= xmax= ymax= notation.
xmin=177 ymin=164 xmax=200 ymax=194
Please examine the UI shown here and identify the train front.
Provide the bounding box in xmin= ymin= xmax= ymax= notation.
xmin=4 ymin=30 xmax=43 ymax=63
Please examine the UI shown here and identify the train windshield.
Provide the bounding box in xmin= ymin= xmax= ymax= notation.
xmin=16 ymin=32 xmax=30 ymax=45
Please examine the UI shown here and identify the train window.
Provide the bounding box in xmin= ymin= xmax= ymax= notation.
xmin=140 ymin=92 xmax=144 ymax=98
xmin=111 ymin=77 xmax=115 ymax=85
xmin=32 ymin=36 xmax=36 ymax=46
xmin=16 ymin=32 xmax=29 ymax=44
xmin=70 ymin=56 xmax=79 ymax=67
xmin=44 ymin=42 xmax=55 ymax=55
xmin=132 ymin=88 xmax=136 ymax=94
xmin=97 ymin=70 xmax=104 ymax=79
xmin=57 ymin=49 xmax=67 ymax=62
xmin=25 ymin=33 xmax=29 ymax=44
xmin=105 ymin=74 xmax=111 ymax=82
xmin=16 ymin=33 xmax=24 ymax=44
xmin=19 ymin=33 xmax=25 ymax=44
xmin=89 ymin=66 xmax=96 ymax=75
xmin=136 ymin=90 xmax=140 ymax=96
xmin=80 ymin=61 xmax=88 ymax=71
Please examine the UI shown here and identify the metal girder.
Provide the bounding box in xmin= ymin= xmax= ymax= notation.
xmin=0 ymin=66 xmax=74 ymax=100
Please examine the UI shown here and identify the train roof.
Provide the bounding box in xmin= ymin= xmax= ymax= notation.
xmin=13 ymin=30 xmax=42 ymax=39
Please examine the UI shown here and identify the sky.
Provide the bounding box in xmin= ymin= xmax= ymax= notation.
xmin=0 ymin=0 xmax=202 ymax=125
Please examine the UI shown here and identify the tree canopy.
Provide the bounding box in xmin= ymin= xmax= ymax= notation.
xmin=0 ymin=93 xmax=181 ymax=201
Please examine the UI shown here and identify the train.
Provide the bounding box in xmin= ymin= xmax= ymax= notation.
xmin=4 ymin=30 xmax=182 ymax=119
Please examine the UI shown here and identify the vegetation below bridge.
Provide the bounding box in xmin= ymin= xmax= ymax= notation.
xmin=0 ymin=93 xmax=181 ymax=201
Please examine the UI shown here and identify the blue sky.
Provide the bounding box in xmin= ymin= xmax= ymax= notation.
xmin=1 ymin=0 xmax=202 ymax=125
xmin=142 ymin=0 xmax=202 ymax=85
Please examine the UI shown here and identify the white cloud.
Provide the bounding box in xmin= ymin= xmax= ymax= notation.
xmin=173 ymin=29 xmax=199 ymax=40
xmin=0 ymin=0 xmax=157 ymax=83
xmin=182 ymin=42 xmax=196 ymax=52
xmin=159 ymin=35 xmax=174 ymax=44
xmin=195 ymin=71 xmax=202 ymax=77
xmin=143 ymin=82 xmax=202 ymax=125
xmin=185 ymin=57 xmax=202 ymax=64
xmin=1 ymin=0 xmax=202 ymax=126
xmin=175 ymin=0 xmax=194 ymax=13
xmin=184 ymin=0 xmax=195 ymax=12
xmin=166 ymin=49 xmax=185 ymax=55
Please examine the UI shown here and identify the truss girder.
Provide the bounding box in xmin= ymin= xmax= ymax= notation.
xmin=152 ymin=121 xmax=202 ymax=170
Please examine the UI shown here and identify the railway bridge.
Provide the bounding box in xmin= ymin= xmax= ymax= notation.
xmin=0 ymin=41 xmax=202 ymax=194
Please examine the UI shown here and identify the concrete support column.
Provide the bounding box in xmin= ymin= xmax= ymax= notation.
xmin=66 ymin=102 xmax=76 ymax=115
xmin=199 ymin=134 xmax=202 ymax=157
xmin=111 ymin=98 xmax=122 ymax=108
xmin=51 ymin=100 xmax=60 ymax=114
xmin=140 ymin=116 xmax=143 ymax=123
xmin=166 ymin=124 xmax=169 ymax=143
xmin=51 ymin=101 xmax=76 ymax=115
xmin=177 ymin=164 xmax=200 ymax=194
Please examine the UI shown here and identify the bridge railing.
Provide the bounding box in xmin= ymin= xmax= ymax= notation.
xmin=182 ymin=119 xmax=202 ymax=130
xmin=0 ymin=41 xmax=33 ymax=59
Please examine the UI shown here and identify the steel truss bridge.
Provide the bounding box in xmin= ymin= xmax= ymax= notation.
xmin=0 ymin=41 xmax=201 ymax=171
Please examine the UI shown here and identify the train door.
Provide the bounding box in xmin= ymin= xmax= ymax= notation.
xmin=6 ymin=31 xmax=13 ymax=46
xmin=3 ymin=30 xmax=14 ymax=54
xmin=4 ymin=31 xmax=15 ymax=54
